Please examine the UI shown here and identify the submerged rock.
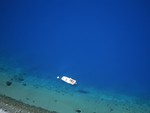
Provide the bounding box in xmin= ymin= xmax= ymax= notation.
xmin=13 ymin=74 xmax=25 ymax=82
xmin=22 ymin=83 xmax=27 ymax=86
xmin=110 ymin=108 xmax=114 ymax=112
xmin=6 ymin=81 xmax=12 ymax=86
xmin=75 ymin=109 xmax=81 ymax=113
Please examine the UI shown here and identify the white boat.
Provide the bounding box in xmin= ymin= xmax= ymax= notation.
xmin=57 ymin=76 xmax=77 ymax=85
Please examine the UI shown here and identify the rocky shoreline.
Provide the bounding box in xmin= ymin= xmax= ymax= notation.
xmin=0 ymin=94 xmax=58 ymax=113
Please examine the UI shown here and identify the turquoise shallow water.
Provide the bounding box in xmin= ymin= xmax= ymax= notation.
xmin=0 ymin=57 xmax=150 ymax=113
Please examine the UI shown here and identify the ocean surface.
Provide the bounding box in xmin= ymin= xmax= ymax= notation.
xmin=0 ymin=1 xmax=150 ymax=113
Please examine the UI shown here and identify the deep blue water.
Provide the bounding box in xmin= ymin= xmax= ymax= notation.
xmin=0 ymin=0 xmax=150 ymax=96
